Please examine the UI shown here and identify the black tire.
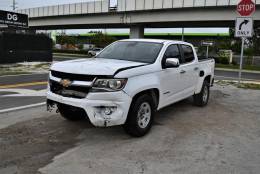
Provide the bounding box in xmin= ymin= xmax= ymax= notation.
xmin=57 ymin=104 xmax=86 ymax=121
xmin=193 ymin=80 xmax=210 ymax=107
xmin=123 ymin=94 xmax=155 ymax=137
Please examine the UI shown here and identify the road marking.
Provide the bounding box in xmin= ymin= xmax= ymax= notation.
xmin=0 ymin=89 xmax=46 ymax=97
xmin=0 ymin=81 xmax=48 ymax=89
xmin=0 ymin=102 xmax=46 ymax=114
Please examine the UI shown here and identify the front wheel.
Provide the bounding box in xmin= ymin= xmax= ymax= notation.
xmin=193 ymin=81 xmax=210 ymax=107
xmin=123 ymin=94 xmax=155 ymax=137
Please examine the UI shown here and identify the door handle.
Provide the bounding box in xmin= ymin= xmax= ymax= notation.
xmin=194 ymin=67 xmax=199 ymax=71
xmin=180 ymin=70 xmax=186 ymax=74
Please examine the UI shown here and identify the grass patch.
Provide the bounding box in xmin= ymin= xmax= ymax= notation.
xmin=53 ymin=49 xmax=91 ymax=56
xmin=216 ymin=80 xmax=260 ymax=90
xmin=0 ymin=62 xmax=50 ymax=76
xmin=33 ymin=63 xmax=51 ymax=69
xmin=216 ymin=64 xmax=260 ymax=71
xmin=237 ymin=83 xmax=260 ymax=90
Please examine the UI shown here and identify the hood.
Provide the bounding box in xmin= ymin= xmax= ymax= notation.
xmin=51 ymin=58 xmax=147 ymax=76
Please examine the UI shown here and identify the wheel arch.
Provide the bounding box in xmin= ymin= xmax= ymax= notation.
xmin=195 ymin=74 xmax=212 ymax=94
xmin=204 ymin=75 xmax=212 ymax=84
xmin=131 ymin=88 xmax=160 ymax=110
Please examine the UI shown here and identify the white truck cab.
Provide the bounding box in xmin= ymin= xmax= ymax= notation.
xmin=47 ymin=39 xmax=215 ymax=137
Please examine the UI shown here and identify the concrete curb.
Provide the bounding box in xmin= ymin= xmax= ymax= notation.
xmin=215 ymin=68 xmax=260 ymax=74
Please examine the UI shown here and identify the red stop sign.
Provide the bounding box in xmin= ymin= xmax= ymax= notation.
xmin=237 ymin=0 xmax=255 ymax=16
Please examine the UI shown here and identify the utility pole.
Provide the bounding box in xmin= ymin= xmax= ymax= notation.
xmin=11 ymin=0 xmax=17 ymax=11
xmin=181 ymin=28 xmax=184 ymax=41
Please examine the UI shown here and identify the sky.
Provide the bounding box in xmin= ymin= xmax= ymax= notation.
xmin=0 ymin=0 xmax=229 ymax=34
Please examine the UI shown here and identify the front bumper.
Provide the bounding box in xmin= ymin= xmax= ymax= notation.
xmin=47 ymin=90 xmax=132 ymax=127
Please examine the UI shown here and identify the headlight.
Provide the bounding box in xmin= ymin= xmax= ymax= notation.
xmin=91 ymin=79 xmax=127 ymax=92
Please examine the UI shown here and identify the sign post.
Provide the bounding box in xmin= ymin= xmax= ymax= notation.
xmin=235 ymin=0 xmax=255 ymax=85
xmin=239 ymin=38 xmax=245 ymax=84
xmin=201 ymin=41 xmax=214 ymax=59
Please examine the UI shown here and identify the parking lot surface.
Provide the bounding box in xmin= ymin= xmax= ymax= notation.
xmin=0 ymin=84 xmax=260 ymax=174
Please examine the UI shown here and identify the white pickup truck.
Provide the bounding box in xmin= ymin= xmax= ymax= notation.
xmin=47 ymin=39 xmax=215 ymax=137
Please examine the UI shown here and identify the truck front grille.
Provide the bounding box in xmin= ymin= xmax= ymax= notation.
xmin=51 ymin=70 xmax=96 ymax=81
xmin=50 ymin=80 xmax=90 ymax=99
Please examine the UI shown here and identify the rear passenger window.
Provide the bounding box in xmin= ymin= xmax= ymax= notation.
xmin=181 ymin=45 xmax=195 ymax=63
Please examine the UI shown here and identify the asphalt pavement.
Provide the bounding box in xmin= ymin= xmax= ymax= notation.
xmin=215 ymin=69 xmax=260 ymax=81
xmin=1 ymin=85 xmax=260 ymax=174
xmin=0 ymin=73 xmax=48 ymax=87
xmin=0 ymin=67 xmax=259 ymax=112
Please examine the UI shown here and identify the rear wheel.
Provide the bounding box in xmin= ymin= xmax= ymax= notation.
xmin=193 ymin=80 xmax=210 ymax=107
xmin=124 ymin=94 xmax=155 ymax=137
xmin=57 ymin=104 xmax=86 ymax=121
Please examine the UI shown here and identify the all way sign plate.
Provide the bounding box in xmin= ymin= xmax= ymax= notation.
xmin=235 ymin=17 xmax=253 ymax=38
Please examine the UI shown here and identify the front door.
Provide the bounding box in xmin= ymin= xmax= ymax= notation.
xmin=159 ymin=44 xmax=186 ymax=108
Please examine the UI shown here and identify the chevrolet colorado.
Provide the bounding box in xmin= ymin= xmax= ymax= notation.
xmin=47 ymin=39 xmax=215 ymax=137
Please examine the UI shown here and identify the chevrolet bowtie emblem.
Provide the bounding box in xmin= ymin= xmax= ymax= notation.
xmin=60 ymin=79 xmax=72 ymax=87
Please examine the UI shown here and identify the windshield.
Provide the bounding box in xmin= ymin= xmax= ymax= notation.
xmin=96 ymin=41 xmax=163 ymax=63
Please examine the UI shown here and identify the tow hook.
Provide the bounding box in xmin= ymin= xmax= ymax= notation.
xmin=47 ymin=99 xmax=59 ymax=113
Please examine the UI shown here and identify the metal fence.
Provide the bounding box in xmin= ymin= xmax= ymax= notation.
xmin=233 ymin=55 xmax=260 ymax=66
xmin=118 ymin=0 xmax=260 ymax=12
xmin=16 ymin=0 xmax=109 ymax=18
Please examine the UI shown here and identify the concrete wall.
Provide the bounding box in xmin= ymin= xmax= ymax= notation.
xmin=27 ymin=7 xmax=260 ymax=29
xmin=17 ymin=0 xmax=109 ymax=17
xmin=117 ymin=0 xmax=259 ymax=11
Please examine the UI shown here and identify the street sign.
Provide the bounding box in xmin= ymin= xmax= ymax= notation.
xmin=201 ymin=41 xmax=214 ymax=46
xmin=235 ymin=17 xmax=253 ymax=38
xmin=0 ymin=10 xmax=28 ymax=28
xmin=201 ymin=41 xmax=214 ymax=59
xmin=237 ymin=0 xmax=255 ymax=16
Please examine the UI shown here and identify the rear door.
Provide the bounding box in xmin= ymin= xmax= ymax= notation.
xmin=178 ymin=44 xmax=199 ymax=95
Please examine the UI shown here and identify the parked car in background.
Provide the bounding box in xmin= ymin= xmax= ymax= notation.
xmin=47 ymin=39 xmax=215 ymax=137
xmin=88 ymin=48 xmax=103 ymax=56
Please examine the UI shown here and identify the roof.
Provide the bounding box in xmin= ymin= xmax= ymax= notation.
xmin=120 ymin=39 xmax=190 ymax=45
xmin=79 ymin=33 xmax=230 ymax=37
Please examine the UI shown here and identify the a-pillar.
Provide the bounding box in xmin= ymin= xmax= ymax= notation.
xmin=130 ymin=26 xmax=144 ymax=39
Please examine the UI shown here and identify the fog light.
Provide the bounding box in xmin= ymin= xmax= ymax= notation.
xmin=95 ymin=106 xmax=117 ymax=116
xmin=104 ymin=107 xmax=112 ymax=115
xmin=103 ymin=107 xmax=117 ymax=115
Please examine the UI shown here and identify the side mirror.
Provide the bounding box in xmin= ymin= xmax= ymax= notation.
xmin=165 ymin=58 xmax=180 ymax=68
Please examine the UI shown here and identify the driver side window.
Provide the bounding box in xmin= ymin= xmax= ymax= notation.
xmin=162 ymin=44 xmax=182 ymax=68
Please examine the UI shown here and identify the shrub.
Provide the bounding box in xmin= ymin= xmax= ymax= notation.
xmin=217 ymin=51 xmax=230 ymax=65
xmin=231 ymin=60 xmax=237 ymax=66
xmin=219 ymin=57 xmax=229 ymax=64
xmin=90 ymin=32 xmax=116 ymax=48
